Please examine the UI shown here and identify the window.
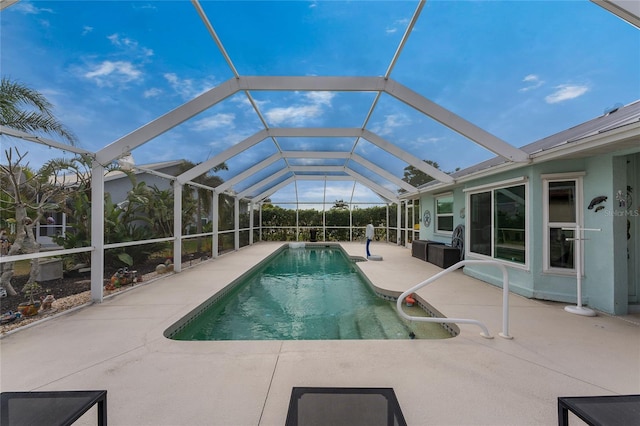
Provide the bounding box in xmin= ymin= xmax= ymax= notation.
xmin=467 ymin=181 xmax=527 ymax=265
xmin=543 ymin=174 xmax=583 ymax=273
xmin=435 ymin=193 xmax=454 ymax=233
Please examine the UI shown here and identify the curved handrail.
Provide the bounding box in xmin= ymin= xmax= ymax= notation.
xmin=396 ymin=260 xmax=512 ymax=339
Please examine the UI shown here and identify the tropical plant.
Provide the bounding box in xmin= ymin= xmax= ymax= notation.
xmin=0 ymin=149 xmax=80 ymax=295
xmin=177 ymin=160 xmax=227 ymax=251
xmin=0 ymin=77 xmax=77 ymax=144
xmin=402 ymin=160 xmax=441 ymax=189
xmin=21 ymin=281 xmax=42 ymax=305
xmin=401 ymin=160 xmax=460 ymax=192
xmin=0 ymin=77 xmax=78 ymax=296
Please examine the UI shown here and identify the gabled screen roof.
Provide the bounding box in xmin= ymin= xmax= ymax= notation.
xmin=1 ymin=0 xmax=638 ymax=206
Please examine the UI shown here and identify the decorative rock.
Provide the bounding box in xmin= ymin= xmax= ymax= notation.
xmin=155 ymin=264 xmax=167 ymax=274
xmin=41 ymin=294 xmax=55 ymax=311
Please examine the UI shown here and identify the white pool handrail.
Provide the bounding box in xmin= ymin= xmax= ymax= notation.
xmin=396 ymin=260 xmax=512 ymax=339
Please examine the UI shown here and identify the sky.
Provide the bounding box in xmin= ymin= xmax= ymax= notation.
xmin=1 ymin=0 xmax=639 ymax=206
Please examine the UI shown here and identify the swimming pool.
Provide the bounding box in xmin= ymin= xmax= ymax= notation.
xmin=166 ymin=245 xmax=453 ymax=341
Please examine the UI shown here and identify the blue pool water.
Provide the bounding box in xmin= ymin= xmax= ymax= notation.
xmin=168 ymin=245 xmax=452 ymax=340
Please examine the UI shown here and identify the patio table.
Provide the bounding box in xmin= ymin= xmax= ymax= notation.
xmin=285 ymin=387 xmax=406 ymax=426
xmin=557 ymin=394 xmax=640 ymax=426
xmin=0 ymin=390 xmax=107 ymax=426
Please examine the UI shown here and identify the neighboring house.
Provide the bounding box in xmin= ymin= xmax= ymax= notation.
xmin=37 ymin=160 xmax=187 ymax=248
xmin=415 ymin=100 xmax=640 ymax=316
xmin=104 ymin=160 xmax=185 ymax=207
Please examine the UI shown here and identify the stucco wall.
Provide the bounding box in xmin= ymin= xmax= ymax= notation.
xmin=417 ymin=151 xmax=637 ymax=315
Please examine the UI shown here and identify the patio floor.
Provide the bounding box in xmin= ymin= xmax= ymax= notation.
xmin=1 ymin=242 xmax=638 ymax=425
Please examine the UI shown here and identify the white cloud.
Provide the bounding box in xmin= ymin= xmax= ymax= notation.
xmin=84 ymin=60 xmax=142 ymax=86
xmin=370 ymin=113 xmax=411 ymax=136
xmin=386 ymin=18 xmax=409 ymax=35
xmin=545 ymin=84 xmax=589 ymax=104
xmin=191 ymin=113 xmax=236 ymax=131
xmin=107 ymin=33 xmax=154 ymax=57
xmin=304 ymin=91 xmax=334 ymax=105
xmin=13 ymin=2 xmax=53 ymax=14
xmin=163 ymin=73 xmax=217 ymax=100
xmin=82 ymin=26 xmax=93 ymax=36
xmin=266 ymin=104 xmax=322 ymax=126
xmin=415 ymin=136 xmax=442 ymax=144
xmin=143 ymin=87 xmax=162 ymax=98
xmin=264 ymin=91 xmax=335 ymax=125
xmin=519 ymin=74 xmax=544 ymax=92
xmin=231 ymin=95 xmax=268 ymax=111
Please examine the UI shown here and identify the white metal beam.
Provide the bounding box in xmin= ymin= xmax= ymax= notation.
xmin=349 ymin=154 xmax=416 ymax=192
xmin=0 ymin=126 xmax=94 ymax=156
xmin=192 ymin=0 xmax=240 ymax=77
xmin=591 ymin=0 xmax=640 ymax=28
xmin=178 ymin=129 xmax=269 ymax=184
xmin=382 ymin=79 xmax=529 ymax=162
xmin=267 ymin=127 xmax=453 ymax=183
xmin=235 ymin=163 xmax=400 ymax=202
xmin=361 ymin=130 xmax=455 ymax=183
xmin=0 ymin=0 xmax=20 ymax=11
xmin=238 ymin=76 xmax=386 ymax=92
xmin=236 ymin=168 xmax=290 ymax=199
xmin=252 ymin=175 xmax=296 ymax=202
xmin=288 ymin=165 xmax=345 ymax=173
xmin=90 ymin=162 xmax=105 ymax=303
xmin=267 ymin=127 xmax=361 ymax=138
xmin=214 ymin=153 xmax=282 ymax=193
xmin=343 ymin=169 xmax=397 ymax=202
xmin=212 ymin=149 xmax=418 ymax=199
xmin=95 ymin=78 xmax=241 ymax=165
xmin=282 ymin=151 xmax=351 ymax=159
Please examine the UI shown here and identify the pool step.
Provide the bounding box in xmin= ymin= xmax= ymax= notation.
xmin=337 ymin=315 xmax=359 ymax=339
xmin=372 ymin=305 xmax=413 ymax=339
xmin=353 ymin=307 xmax=389 ymax=339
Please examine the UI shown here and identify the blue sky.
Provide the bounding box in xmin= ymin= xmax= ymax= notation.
xmin=1 ymin=0 xmax=639 ymax=204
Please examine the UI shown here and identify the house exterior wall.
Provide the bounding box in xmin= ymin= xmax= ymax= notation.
xmin=419 ymin=146 xmax=640 ymax=315
xmin=104 ymin=165 xmax=181 ymax=202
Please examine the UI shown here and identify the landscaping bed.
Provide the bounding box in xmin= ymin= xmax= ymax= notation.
xmin=1 ymin=254 xmax=208 ymax=334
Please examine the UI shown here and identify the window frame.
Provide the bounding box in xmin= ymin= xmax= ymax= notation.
xmin=465 ymin=177 xmax=529 ymax=269
xmin=542 ymin=172 xmax=585 ymax=275
xmin=434 ymin=192 xmax=454 ymax=235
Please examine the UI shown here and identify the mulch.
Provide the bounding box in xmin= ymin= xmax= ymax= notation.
xmin=0 ymin=259 xmax=164 ymax=315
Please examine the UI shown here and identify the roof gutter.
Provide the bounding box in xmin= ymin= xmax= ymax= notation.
xmin=400 ymin=120 xmax=640 ymax=199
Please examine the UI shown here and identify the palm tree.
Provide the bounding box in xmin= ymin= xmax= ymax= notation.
xmin=178 ymin=160 xmax=227 ymax=252
xmin=0 ymin=77 xmax=78 ymax=296
xmin=0 ymin=77 xmax=77 ymax=145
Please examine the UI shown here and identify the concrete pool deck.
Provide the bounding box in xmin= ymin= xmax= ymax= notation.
xmin=1 ymin=241 xmax=638 ymax=425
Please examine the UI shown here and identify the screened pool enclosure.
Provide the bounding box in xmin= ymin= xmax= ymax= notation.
xmin=1 ymin=0 xmax=636 ymax=303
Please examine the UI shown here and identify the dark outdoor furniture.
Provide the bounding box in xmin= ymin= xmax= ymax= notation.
xmin=427 ymin=243 xmax=461 ymax=269
xmin=1 ymin=390 xmax=107 ymax=426
xmin=285 ymin=387 xmax=407 ymax=426
xmin=412 ymin=225 xmax=464 ymax=269
xmin=411 ymin=240 xmax=444 ymax=262
xmin=557 ymin=394 xmax=640 ymax=426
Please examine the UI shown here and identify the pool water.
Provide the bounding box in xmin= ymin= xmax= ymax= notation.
xmin=169 ymin=246 xmax=452 ymax=341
